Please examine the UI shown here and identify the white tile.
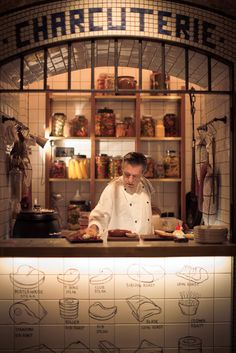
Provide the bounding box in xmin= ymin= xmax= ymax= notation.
xmin=115 ymin=324 xmax=139 ymax=348
xmin=214 ymin=274 xmax=231 ymax=297
xmin=214 ymin=298 xmax=231 ymax=322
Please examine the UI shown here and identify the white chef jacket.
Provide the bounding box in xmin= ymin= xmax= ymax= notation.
xmin=89 ymin=176 xmax=154 ymax=237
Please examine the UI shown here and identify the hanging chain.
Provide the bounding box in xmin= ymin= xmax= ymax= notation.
xmin=190 ymin=93 xmax=196 ymax=116
xmin=189 ymin=88 xmax=196 ymax=145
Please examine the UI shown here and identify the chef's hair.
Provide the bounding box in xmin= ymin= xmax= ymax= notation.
xmin=123 ymin=152 xmax=147 ymax=173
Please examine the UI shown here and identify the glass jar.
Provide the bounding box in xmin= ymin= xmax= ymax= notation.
xmin=95 ymin=154 xmax=110 ymax=179
xmin=116 ymin=121 xmax=126 ymax=137
xmin=141 ymin=115 xmax=155 ymax=137
xmin=124 ymin=117 xmax=135 ymax=137
xmin=117 ymin=76 xmax=137 ymax=94
xmin=51 ymin=113 xmax=66 ymax=137
xmin=50 ymin=160 xmax=66 ymax=178
xmin=109 ymin=156 xmax=123 ymax=179
xmin=150 ymin=71 xmax=170 ymax=94
xmin=95 ymin=107 xmax=115 ymax=137
xmin=163 ymin=113 xmax=178 ymax=137
xmin=68 ymin=156 xmax=89 ymax=179
xmin=156 ymin=160 xmax=165 ymax=178
xmin=69 ymin=115 xmax=88 ymax=137
xmin=164 ymin=150 xmax=180 ymax=178
xmin=155 ymin=119 xmax=165 ymax=138
xmin=144 ymin=156 xmax=155 ymax=178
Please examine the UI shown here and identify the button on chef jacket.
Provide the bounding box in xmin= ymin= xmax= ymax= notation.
xmin=88 ymin=176 xmax=155 ymax=237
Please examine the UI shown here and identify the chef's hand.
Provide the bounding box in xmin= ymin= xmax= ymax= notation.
xmin=84 ymin=224 xmax=99 ymax=237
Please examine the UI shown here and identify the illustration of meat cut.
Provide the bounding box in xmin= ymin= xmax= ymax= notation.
xmin=61 ymin=340 xmax=94 ymax=352
xmin=89 ymin=268 xmax=113 ymax=284
xmin=17 ymin=344 xmax=55 ymax=353
xmin=98 ymin=340 xmax=120 ymax=353
xmin=9 ymin=299 xmax=47 ymax=324
xmin=126 ymin=295 xmax=161 ymax=322
xmin=59 ymin=298 xmax=79 ymax=319
xmin=134 ymin=339 xmax=163 ymax=352
xmin=57 ymin=268 xmax=80 ymax=285
xmin=88 ymin=302 xmax=117 ymax=320
xmin=127 ymin=264 xmax=164 ymax=283
xmin=176 ymin=266 xmax=209 ymax=284
xmin=9 ymin=265 xmax=45 ymax=289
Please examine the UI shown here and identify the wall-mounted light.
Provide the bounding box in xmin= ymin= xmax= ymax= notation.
xmin=1 ymin=115 xmax=49 ymax=148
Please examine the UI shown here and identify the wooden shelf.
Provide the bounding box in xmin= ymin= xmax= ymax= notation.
xmin=95 ymin=137 xmax=135 ymax=141
xmin=49 ymin=178 xmax=91 ymax=182
xmin=95 ymin=95 xmax=136 ymax=100
xmin=151 ymin=178 xmax=182 ymax=182
xmin=95 ymin=178 xmax=182 ymax=182
xmin=140 ymin=137 xmax=181 ymax=141
xmin=140 ymin=95 xmax=181 ymax=101
xmin=49 ymin=136 xmax=90 ymax=141
xmin=50 ymin=93 xmax=91 ymax=101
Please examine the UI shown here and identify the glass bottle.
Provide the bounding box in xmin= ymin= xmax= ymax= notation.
xmin=155 ymin=119 xmax=165 ymax=137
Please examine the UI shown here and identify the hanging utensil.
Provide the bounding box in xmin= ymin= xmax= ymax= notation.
xmin=186 ymin=89 xmax=202 ymax=228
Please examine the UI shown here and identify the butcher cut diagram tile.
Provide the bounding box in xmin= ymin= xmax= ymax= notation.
xmin=9 ymin=265 xmax=45 ymax=289
xmin=59 ymin=298 xmax=79 ymax=319
xmin=127 ymin=264 xmax=165 ymax=283
xmin=98 ymin=339 xmax=120 ymax=353
xmin=178 ymin=291 xmax=200 ymax=316
xmin=57 ymin=268 xmax=80 ymax=286
xmin=176 ymin=266 xmax=209 ymax=284
xmin=9 ymin=299 xmax=47 ymax=324
xmin=126 ymin=295 xmax=161 ymax=322
xmin=89 ymin=268 xmax=113 ymax=285
xmin=89 ymin=302 xmax=117 ymax=321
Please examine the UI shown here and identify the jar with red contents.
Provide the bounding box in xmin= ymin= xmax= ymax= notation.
xmin=50 ymin=160 xmax=66 ymax=178
xmin=95 ymin=154 xmax=110 ymax=179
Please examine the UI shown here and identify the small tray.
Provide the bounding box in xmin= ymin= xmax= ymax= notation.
xmin=141 ymin=234 xmax=174 ymax=241
xmin=65 ymin=234 xmax=103 ymax=243
xmin=107 ymin=235 xmax=139 ymax=241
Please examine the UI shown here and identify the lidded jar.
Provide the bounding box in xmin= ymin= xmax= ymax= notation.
xmin=51 ymin=113 xmax=66 ymax=137
xmin=164 ymin=150 xmax=180 ymax=178
xmin=141 ymin=115 xmax=155 ymax=137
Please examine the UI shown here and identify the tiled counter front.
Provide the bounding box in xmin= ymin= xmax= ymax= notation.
xmin=0 ymin=256 xmax=232 ymax=353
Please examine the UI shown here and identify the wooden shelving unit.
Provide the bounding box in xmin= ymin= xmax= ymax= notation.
xmin=45 ymin=92 xmax=186 ymax=221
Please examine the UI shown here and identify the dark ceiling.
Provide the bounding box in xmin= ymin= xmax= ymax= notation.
xmin=0 ymin=0 xmax=235 ymax=18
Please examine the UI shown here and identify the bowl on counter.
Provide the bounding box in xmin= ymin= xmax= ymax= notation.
xmin=193 ymin=225 xmax=228 ymax=243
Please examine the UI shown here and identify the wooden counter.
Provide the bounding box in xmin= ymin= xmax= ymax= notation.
xmin=0 ymin=238 xmax=236 ymax=257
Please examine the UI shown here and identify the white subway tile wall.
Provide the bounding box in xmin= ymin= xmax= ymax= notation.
xmin=0 ymin=256 xmax=232 ymax=352
xmin=205 ymin=94 xmax=230 ymax=226
xmin=0 ymin=93 xmax=19 ymax=238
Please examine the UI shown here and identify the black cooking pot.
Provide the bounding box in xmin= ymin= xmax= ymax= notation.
xmin=13 ymin=209 xmax=61 ymax=238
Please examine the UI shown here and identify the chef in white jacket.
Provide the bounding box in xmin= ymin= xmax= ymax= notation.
xmin=86 ymin=152 xmax=155 ymax=238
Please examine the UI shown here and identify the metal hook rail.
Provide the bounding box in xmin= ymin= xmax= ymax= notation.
xmin=197 ymin=116 xmax=227 ymax=131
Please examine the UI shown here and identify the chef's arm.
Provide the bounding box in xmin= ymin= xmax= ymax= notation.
xmin=87 ymin=186 xmax=113 ymax=236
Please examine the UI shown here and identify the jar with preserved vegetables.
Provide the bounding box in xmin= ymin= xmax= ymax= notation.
xmin=95 ymin=107 xmax=115 ymax=137
xmin=69 ymin=115 xmax=88 ymax=137
xmin=50 ymin=160 xmax=66 ymax=178
xmin=124 ymin=116 xmax=135 ymax=137
xmin=163 ymin=114 xmax=178 ymax=137
xmin=141 ymin=115 xmax=155 ymax=137
xmin=50 ymin=113 xmax=66 ymax=137
xmin=109 ymin=156 xmax=123 ymax=179
xmin=143 ymin=156 xmax=155 ymax=178
xmin=95 ymin=154 xmax=110 ymax=179
xmin=164 ymin=150 xmax=180 ymax=178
